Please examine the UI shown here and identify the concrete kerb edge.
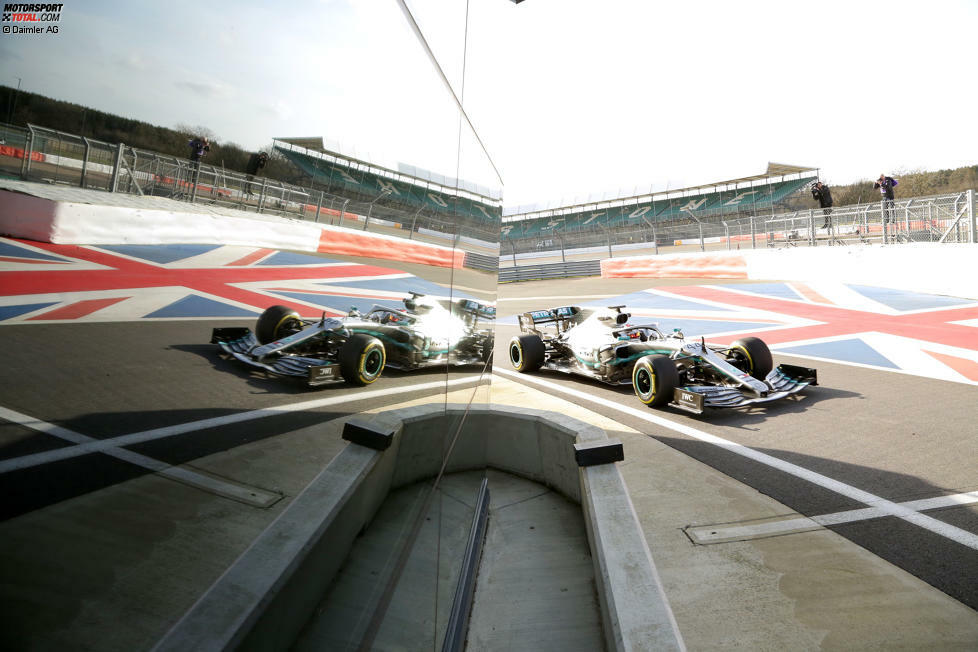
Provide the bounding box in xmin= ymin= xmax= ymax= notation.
xmin=152 ymin=404 xmax=677 ymax=652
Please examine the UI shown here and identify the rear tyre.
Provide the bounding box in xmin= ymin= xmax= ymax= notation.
xmin=509 ymin=334 xmax=545 ymax=373
xmin=256 ymin=305 xmax=302 ymax=344
xmin=339 ymin=334 xmax=386 ymax=386
xmin=632 ymin=355 xmax=679 ymax=407
xmin=729 ymin=337 xmax=773 ymax=380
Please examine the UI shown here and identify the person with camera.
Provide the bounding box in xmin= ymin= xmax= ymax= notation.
xmin=874 ymin=174 xmax=898 ymax=222
xmin=811 ymin=181 xmax=833 ymax=229
xmin=188 ymin=136 xmax=210 ymax=163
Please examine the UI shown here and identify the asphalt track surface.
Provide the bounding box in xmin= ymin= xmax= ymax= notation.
xmin=1 ymin=245 xmax=976 ymax=613
xmin=495 ymin=276 xmax=978 ymax=612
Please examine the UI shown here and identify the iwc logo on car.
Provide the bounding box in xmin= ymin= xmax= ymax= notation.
xmin=2 ymin=3 xmax=64 ymax=34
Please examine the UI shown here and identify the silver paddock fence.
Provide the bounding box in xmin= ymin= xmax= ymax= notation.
xmin=0 ymin=123 xmax=499 ymax=247
xmin=503 ymin=190 xmax=977 ymax=264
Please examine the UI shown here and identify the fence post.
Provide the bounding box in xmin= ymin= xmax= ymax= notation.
xmin=968 ymin=189 xmax=976 ymax=243
xmin=339 ymin=198 xmax=349 ymax=226
xmin=881 ymin=200 xmax=888 ymax=245
xmin=22 ymin=125 xmax=36 ymax=178
xmin=80 ymin=137 xmax=91 ymax=188
xmin=314 ymin=190 xmax=324 ymax=223
xmin=750 ymin=216 xmax=756 ymax=249
xmin=110 ymin=142 xmax=124 ymax=193
xmin=257 ymin=179 xmax=267 ymax=213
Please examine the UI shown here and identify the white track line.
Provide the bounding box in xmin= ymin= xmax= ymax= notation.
xmin=689 ymin=491 xmax=978 ymax=543
xmin=494 ymin=368 xmax=978 ymax=551
xmin=0 ymin=376 xmax=485 ymax=474
xmin=0 ymin=406 xmax=279 ymax=506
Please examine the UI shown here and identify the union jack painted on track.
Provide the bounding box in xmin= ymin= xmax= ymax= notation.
xmin=586 ymin=283 xmax=978 ymax=386
xmin=0 ymin=238 xmax=466 ymax=324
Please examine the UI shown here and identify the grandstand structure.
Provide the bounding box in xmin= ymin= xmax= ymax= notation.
xmin=273 ymin=137 xmax=502 ymax=243
xmin=501 ymin=162 xmax=818 ymax=254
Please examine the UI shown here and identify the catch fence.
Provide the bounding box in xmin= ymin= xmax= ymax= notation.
xmin=0 ymin=123 xmax=498 ymax=247
xmin=504 ymin=190 xmax=977 ymax=260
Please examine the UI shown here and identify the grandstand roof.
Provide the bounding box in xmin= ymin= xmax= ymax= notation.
xmin=503 ymin=162 xmax=817 ymax=218
xmin=274 ymin=136 xmax=502 ymax=202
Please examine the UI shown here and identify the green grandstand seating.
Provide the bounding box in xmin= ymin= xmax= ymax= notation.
xmin=507 ymin=177 xmax=814 ymax=237
xmin=275 ymin=146 xmax=500 ymax=225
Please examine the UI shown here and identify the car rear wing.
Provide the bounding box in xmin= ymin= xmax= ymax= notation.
xmin=455 ymin=298 xmax=496 ymax=320
xmin=517 ymin=306 xmax=581 ymax=334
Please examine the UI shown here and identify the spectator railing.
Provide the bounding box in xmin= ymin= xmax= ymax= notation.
xmin=1 ymin=123 xmax=499 ymax=253
xmin=504 ymin=190 xmax=976 ymax=260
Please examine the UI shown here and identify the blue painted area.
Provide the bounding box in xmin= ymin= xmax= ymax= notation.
xmin=0 ymin=241 xmax=65 ymax=262
xmin=335 ymin=277 xmax=475 ymax=300
xmin=99 ymin=244 xmax=220 ymax=264
xmin=257 ymin=251 xmax=344 ymax=266
xmin=847 ymin=284 xmax=973 ymax=311
xmin=719 ymin=283 xmax=805 ymax=301
xmin=583 ymin=291 xmax=732 ymax=312
xmin=777 ymin=338 xmax=900 ymax=369
xmin=271 ymin=291 xmax=401 ymax=316
xmin=0 ymin=302 xmax=58 ymax=321
xmin=145 ymin=295 xmax=259 ymax=319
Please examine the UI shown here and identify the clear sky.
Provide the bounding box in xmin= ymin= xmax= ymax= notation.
xmin=2 ymin=0 xmax=976 ymax=207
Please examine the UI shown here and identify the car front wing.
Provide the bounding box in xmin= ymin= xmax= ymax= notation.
xmin=670 ymin=364 xmax=817 ymax=414
xmin=211 ymin=328 xmax=342 ymax=386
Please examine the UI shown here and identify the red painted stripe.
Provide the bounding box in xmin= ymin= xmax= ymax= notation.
xmin=661 ymin=285 xmax=978 ymax=351
xmin=791 ymin=283 xmax=835 ymax=305
xmin=924 ymin=350 xmax=978 ymax=382
xmin=28 ymin=296 xmax=129 ymax=320
xmin=225 ymin=248 xmax=275 ymax=266
xmin=0 ymin=256 xmax=68 ymax=265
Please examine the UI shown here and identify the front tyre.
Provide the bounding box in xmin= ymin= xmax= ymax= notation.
xmin=509 ymin=334 xmax=545 ymax=373
xmin=256 ymin=305 xmax=302 ymax=344
xmin=339 ymin=334 xmax=386 ymax=386
xmin=632 ymin=355 xmax=679 ymax=407
xmin=729 ymin=337 xmax=773 ymax=380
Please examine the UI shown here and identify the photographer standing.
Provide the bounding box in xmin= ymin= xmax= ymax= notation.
xmin=811 ymin=181 xmax=833 ymax=229
xmin=874 ymin=174 xmax=898 ymax=222
xmin=186 ymin=136 xmax=210 ymax=194
xmin=188 ymin=136 xmax=210 ymax=164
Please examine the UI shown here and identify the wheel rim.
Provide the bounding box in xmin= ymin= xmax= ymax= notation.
xmin=363 ymin=348 xmax=383 ymax=379
xmin=733 ymin=346 xmax=753 ymax=374
xmin=635 ymin=366 xmax=654 ymax=400
xmin=274 ymin=313 xmax=299 ymax=339
xmin=510 ymin=343 xmax=522 ymax=368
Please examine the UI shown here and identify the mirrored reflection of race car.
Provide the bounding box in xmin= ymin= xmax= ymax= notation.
xmin=212 ymin=293 xmax=495 ymax=387
xmin=508 ymin=305 xmax=816 ymax=414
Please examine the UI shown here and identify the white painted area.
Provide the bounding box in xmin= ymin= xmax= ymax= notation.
xmin=743 ymin=244 xmax=978 ymax=301
xmin=494 ymin=368 xmax=978 ymax=552
xmin=0 ymin=376 xmax=487 ymax=474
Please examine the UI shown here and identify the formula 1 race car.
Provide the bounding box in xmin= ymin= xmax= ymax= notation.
xmin=508 ymin=305 xmax=816 ymax=414
xmin=212 ymin=293 xmax=495 ymax=387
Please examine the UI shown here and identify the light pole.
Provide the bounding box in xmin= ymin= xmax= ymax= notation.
xmin=363 ymin=187 xmax=393 ymax=231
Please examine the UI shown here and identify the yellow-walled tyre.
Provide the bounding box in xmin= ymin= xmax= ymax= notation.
xmin=632 ymin=355 xmax=679 ymax=407
xmin=256 ymin=305 xmax=301 ymax=344
xmin=339 ymin=334 xmax=386 ymax=386
xmin=509 ymin=334 xmax=545 ymax=373
xmin=730 ymin=337 xmax=773 ymax=380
